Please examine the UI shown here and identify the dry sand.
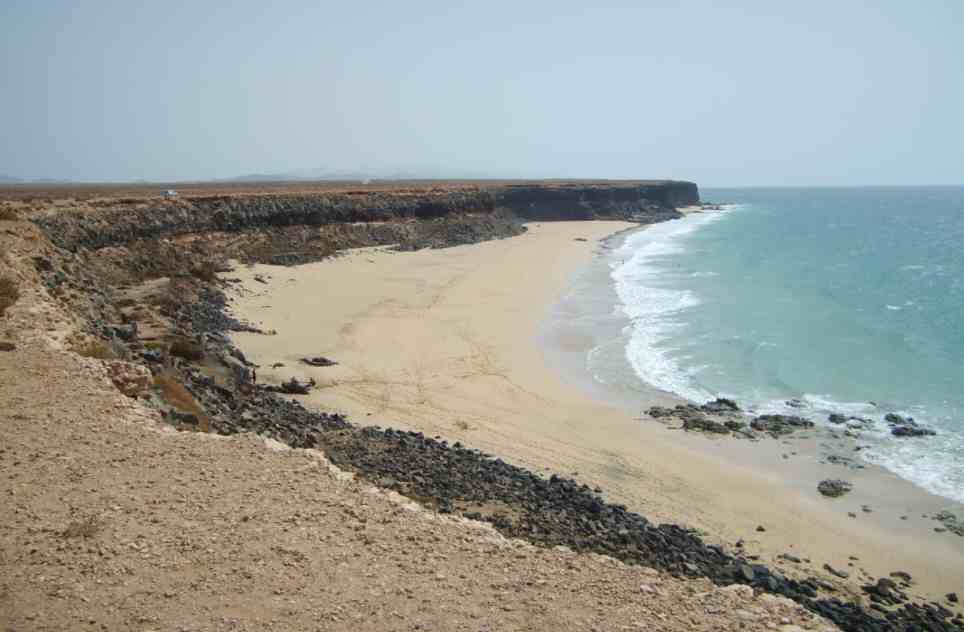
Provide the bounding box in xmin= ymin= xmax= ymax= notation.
xmin=228 ymin=221 xmax=964 ymax=602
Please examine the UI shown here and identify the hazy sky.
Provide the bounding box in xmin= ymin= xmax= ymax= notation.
xmin=2 ymin=1 xmax=962 ymax=185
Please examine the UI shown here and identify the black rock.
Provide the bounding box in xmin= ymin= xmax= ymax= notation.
xmin=892 ymin=425 xmax=936 ymax=438
xmin=681 ymin=414 xmax=730 ymax=434
xmin=301 ymin=356 xmax=338 ymax=367
xmin=885 ymin=413 xmax=914 ymax=426
xmin=948 ymin=592 xmax=958 ymax=603
xmin=751 ymin=414 xmax=814 ymax=437
xmin=739 ymin=563 xmax=755 ymax=582
xmin=700 ymin=397 xmax=740 ymax=413
xmin=265 ymin=377 xmax=316 ymax=395
xmin=817 ymin=479 xmax=852 ymax=498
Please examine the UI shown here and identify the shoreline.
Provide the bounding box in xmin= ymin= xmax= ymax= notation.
xmin=227 ymin=220 xmax=964 ymax=603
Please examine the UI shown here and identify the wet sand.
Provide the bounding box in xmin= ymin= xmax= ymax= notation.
xmin=228 ymin=220 xmax=964 ymax=602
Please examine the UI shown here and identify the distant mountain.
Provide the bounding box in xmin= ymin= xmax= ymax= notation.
xmin=0 ymin=175 xmax=71 ymax=184
xmin=225 ymin=166 xmax=500 ymax=182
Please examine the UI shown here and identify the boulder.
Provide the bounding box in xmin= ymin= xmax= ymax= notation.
xmin=891 ymin=425 xmax=936 ymax=438
xmin=701 ymin=397 xmax=740 ymax=413
xmin=817 ymin=479 xmax=852 ymax=498
xmin=681 ymin=415 xmax=730 ymax=434
xmin=265 ymin=377 xmax=316 ymax=395
xmin=885 ymin=413 xmax=914 ymax=426
xmin=751 ymin=414 xmax=813 ymax=436
xmin=301 ymin=356 xmax=338 ymax=367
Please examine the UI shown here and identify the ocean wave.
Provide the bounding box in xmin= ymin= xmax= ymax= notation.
xmin=606 ymin=204 xmax=964 ymax=504
xmin=610 ymin=211 xmax=729 ymax=403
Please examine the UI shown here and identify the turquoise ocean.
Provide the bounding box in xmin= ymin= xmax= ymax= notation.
xmin=603 ymin=187 xmax=964 ymax=502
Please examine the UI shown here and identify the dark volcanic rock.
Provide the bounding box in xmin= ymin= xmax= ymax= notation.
xmin=933 ymin=511 xmax=964 ymax=536
xmin=701 ymin=397 xmax=740 ymax=413
xmin=891 ymin=425 xmax=936 ymax=438
xmin=751 ymin=414 xmax=814 ymax=437
xmin=817 ymin=479 xmax=853 ymax=498
xmin=264 ymin=377 xmax=316 ymax=395
xmin=885 ymin=413 xmax=914 ymax=426
xmin=681 ymin=414 xmax=730 ymax=434
xmin=495 ymin=182 xmax=696 ymax=222
xmin=301 ymin=356 xmax=337 ymax=367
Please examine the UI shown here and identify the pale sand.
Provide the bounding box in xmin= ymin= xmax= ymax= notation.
xmin=228 ymin=221 xmax=964 ymax=600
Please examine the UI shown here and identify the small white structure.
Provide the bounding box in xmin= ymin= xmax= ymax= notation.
xmin=161 ymin=189 xmax=178 ymax=199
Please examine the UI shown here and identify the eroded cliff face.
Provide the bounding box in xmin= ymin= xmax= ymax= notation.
xmin=33 ymin=190 xmax=497 ymax=252
xmin=495 ymin=181 xmax=699 ymax=222
xmin=32 ymin=181 xmax=699 ymax=253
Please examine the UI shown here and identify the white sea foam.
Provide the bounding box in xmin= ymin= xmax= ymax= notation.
xmin=610 ymin=211 xmax=729 ymax=402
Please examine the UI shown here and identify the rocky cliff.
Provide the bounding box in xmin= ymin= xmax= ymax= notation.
xmin=32 ymin=181 xmax=699 ymax=252
xmin=495 ymin=181 xmax=699 ymax=222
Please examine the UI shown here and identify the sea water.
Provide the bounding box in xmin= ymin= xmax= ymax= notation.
xmin=606 ymin=187 xmax=964 ymax=502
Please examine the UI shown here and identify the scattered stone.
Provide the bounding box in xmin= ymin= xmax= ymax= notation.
xmin=785 ymin=399 xmax=806 ymax=408
xmin=823 ymin=564 xmax=849 ymax=579
xmin=756 ymin=525 xmax=766 ymax=532
xmin=264 ymin=377 xmax=316 ymax=395
xmin=301 ymin=356 xmax=338 ymax=367
xmin=750 ymin=415 xmax=813 ymax=437
xmin=0 ymin=341 xmax=15 ymax=352
xmin=817 ymin=479 xmax=852 ymax=498
xmin=948 ymin=592 xmax=958 ymax=603
xmin=864 ymin=578 xmax=904 ymax=605
xmin=932 ymin=511 xmax=964 ymax=536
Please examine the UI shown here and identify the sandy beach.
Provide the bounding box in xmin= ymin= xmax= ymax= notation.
xmin=229 ymin=221 xmax=964 ymax=601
